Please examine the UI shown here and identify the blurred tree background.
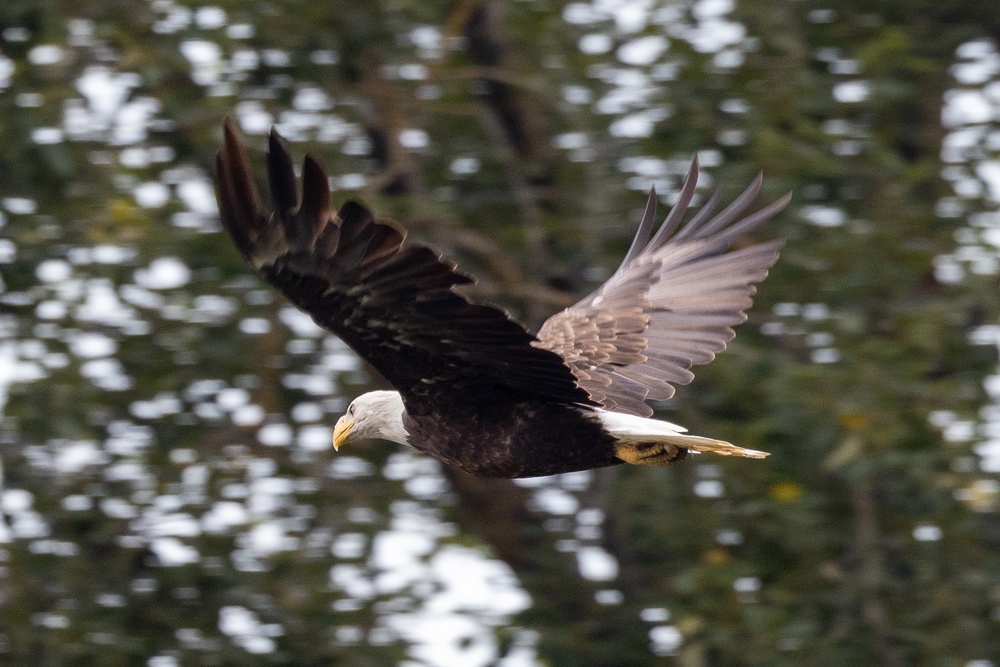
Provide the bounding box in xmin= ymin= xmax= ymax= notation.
xmin=2 ymin=0 xmax=1000 ymax=665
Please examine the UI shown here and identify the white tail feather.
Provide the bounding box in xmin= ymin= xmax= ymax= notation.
xmin=596 ymin=409 xmax=769 ymax=459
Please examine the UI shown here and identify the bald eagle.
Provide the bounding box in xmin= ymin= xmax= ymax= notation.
xmin=215 ymin=120 xmax=789 ymax=478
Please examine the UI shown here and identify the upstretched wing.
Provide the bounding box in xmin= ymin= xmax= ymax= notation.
xmin=534 ymin=156 xmax=789 ymax=417
xmin=216 ymin=119 xmax=594 ymax=406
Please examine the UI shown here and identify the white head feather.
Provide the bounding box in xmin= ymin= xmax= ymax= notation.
xmin=334 ymin=390 xmax=409 ymax=448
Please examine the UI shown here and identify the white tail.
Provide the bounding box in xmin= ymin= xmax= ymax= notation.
xmin=596 ymin=409 xmax=769 ymax=459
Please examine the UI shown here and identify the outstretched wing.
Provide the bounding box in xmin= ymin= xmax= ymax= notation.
xmin=216 ymin=119 xmax=594 ymax=406
xmin=534 ymin=156 xmax=789 ymax=416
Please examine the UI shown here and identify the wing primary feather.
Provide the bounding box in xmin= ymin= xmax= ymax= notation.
xmin=333 ymin=201 xmax=376 ymax=272
xmin=267 ymin=128 xmax=298 ymax=217
xmin=648 ymin=154 xmax=699 ymax=250
xmin=617 ymin=186 xmax=657 ymax=272
xmin=299 ymin=154 xmax=333 ymax=244
xmin=675 ymin=172 xmax=762 ymax=241
xmin=336 ymin=201 xmax=373 ymax=243
xmin=358 ymin=221 xmax=407 ymax=270
xmin=314 ymin=214 xmax=341 ymax=260
xmin=363 ymin=245 xmax=470 ymax=290
xmin=670 ymin=188 xmax=721 ymax=244
xmin=652 ymin=242 xmax=783 ymax=286
xmin=216 ymin=118 xmax=263 ymax=258
xmin=705 ymin=193 xmax=792 ymax=246
xmin=215 ymin=153 xmax=247 ymax=250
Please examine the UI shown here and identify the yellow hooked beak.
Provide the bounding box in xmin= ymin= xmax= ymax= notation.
xmin=332 ymin=415 xmax=354 ymax=451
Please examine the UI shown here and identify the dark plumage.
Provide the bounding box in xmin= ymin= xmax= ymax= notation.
xmin=215 ymin=119 xmax=788 ymax=478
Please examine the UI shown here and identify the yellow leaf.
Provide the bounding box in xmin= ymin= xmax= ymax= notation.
xmin=770 ymin=482 xmax=803 ymax=503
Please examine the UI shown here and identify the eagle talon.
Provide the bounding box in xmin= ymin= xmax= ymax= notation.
xmin=615 ymin=442 xmax=689 ymax=467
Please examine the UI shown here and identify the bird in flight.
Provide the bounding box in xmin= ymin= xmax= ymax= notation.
xmin=215 ymin=119 xmax=788 ymax=478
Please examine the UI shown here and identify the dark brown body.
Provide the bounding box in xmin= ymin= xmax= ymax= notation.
xmin=402 ymin=393 xmax=621 ymax=478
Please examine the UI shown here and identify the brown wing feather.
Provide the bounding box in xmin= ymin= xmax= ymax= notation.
xmin=216 ymin=119 xmax=595 ymax=406
xmin=534 ymin=156 xmax=788 ymax=416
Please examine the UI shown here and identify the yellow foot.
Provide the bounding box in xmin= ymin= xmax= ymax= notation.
xmin=615 ymin=441 xmax=689 ymax=466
